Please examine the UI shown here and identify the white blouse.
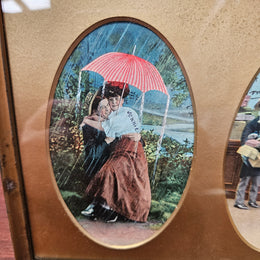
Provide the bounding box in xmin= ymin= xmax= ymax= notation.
xmin=102 ymin=107 xmax=141 ymax=138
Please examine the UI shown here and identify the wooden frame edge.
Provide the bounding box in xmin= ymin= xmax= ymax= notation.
xmin=0 ymin=7 xmax=34 ymax=259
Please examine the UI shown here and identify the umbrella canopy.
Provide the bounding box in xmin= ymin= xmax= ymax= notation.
xmin=81 ymin=52 xmax=169 ymax=96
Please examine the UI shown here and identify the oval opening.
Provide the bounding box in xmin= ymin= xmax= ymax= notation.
xmin=48 ymin=18 xmax=194 ymax=248
xmin=225 ymin=70 xmax=260 ymax=249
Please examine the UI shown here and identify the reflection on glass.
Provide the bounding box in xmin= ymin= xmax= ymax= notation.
xmin=1 ymin=0 xmax=23 ymax=13
xmin=1 ymin=0 xmax=50 ymax=13
xmin=226 ymin=72 xmax=260 ymax=248
xmin=49 ymin=20 xmax=194 ymax=247
xmin=21 ymin=0 xmax=50 ymax=11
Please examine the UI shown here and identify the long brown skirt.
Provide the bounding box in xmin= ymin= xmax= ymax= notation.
xmin=85 ymin=137 xmax=151 ymax=222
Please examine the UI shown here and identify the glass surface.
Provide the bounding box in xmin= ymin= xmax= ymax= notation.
xmin=48 ymin=20 xmax=194 ymax=247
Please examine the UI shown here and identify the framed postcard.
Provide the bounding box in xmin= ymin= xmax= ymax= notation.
xmin=0 ymin=0 xmax=260 ymax=259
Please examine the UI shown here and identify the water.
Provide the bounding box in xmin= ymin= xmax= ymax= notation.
xmin=142 ymin=124 xmax=194 ymax=144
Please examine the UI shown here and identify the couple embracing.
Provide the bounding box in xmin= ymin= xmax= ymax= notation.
xmin=80 ymin=81 xmax=151 ymax=223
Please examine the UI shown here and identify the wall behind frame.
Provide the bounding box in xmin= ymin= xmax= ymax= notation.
xmin=1 ymin=0 xmax=260 ymax=259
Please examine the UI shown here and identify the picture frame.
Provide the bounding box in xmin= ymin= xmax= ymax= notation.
xmin=0 ymin=1 xmax=260 ymax=259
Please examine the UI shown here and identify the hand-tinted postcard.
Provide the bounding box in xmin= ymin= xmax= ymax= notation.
xmin=49 ymin=19 xmax=194 ymax=247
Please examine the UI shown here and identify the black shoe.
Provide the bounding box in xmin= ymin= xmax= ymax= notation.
xmin=81 ymin=204 xmax=95 ymax=217
xmin=234 ymin=203 xmax=248 ymax=210
xmin=93 ymin=203 xmax=107 ymax=217
xmin=92 ymin=203 xmax=117 ymax=222
xmin=100 ymin=207 xmax=118 ymax=223
xmin=248 ymin=201 xmax=259 ymax=208
xmin=105 ymin=214 xmax=118 ymax=223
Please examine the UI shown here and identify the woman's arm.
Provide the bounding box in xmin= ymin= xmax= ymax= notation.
xmin=85 ymin=118 xmax=104 ymax=131
xmin=80 ymin=114 xmax=104 ymax=127
xmin=104 ymin=136 xmax=115 ymax=144
xmin=80 ymin=114 xmax=104 ymax=131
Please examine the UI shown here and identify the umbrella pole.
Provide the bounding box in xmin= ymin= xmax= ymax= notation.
xmin=116 ymin=82 xmax=127 ymax=115
xmin=101 ymin=80 xmax=106 ymax=99
xmin=97 ymin=80 xmax=107 ymax=122
xmin=75 ymin=71 xmax=82 ymax=118
xmin=152 ymin=94 xmax=170 ymax=187
xmin=139 ymin=92 xmax=145 ymax=123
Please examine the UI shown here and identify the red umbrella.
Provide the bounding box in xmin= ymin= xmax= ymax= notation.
xmin=81 ymin=52 xmax=169 ymax=96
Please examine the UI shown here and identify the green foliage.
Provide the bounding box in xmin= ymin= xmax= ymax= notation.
xmin=141 ymin=130 xmax=193 ymax=223
xmin=142 ymin=113 xmax=163 ymax=126
xmin=155 ymin=47 xmax=189 ymax=107
xmin=49 ymin=77 xmax=95 ymax=193
xmin=60 ymin=190 xmax=88 ymax=216
xmin=142 ymin=130 xmax=192 ymax=184
xmin=149 ymin=200 xmax=176 ymax=223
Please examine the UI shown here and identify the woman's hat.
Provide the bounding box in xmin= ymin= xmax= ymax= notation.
xmin=107 ymin=81 xmax=129 ymax=89
xmin=105 ymin=81 xmax=130 ymax=98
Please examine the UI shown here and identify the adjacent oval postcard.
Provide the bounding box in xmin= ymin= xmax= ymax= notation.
xmin=48 ymin=18 xmax=194 ymax=248
xmin=225 ymin=70 xmax=260 ymax=249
